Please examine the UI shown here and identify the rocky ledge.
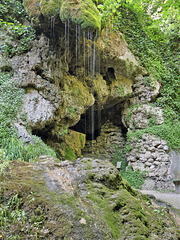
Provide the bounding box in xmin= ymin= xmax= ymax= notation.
xmin=0 ymin=156 xmax=179 ymax=239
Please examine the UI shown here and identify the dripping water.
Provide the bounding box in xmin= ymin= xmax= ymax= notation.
xmin=76 ymin=24 xmax=78 ymax=75
xmin=83 ymin=31 xmax=87 ymax=135
xmin=50 ymin=16 xmax=55 ymax=47
xmin=68 ymin=19 xmax=70 ymax=58
xmin=65 ymin=21 xmax=67 ymax=62
xmin=87 ymin=31 xmax=90 ymax=75
xmin=90 ymin=32 xmax=95 ymax=156
xmin=78 ymin=25 xmax=81 ymax=58
xmin=96 ymin=30 xmax=101 ymax=158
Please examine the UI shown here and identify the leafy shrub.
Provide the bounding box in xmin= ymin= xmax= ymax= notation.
xmin=0 ymin=0 xmax=27 ymax=23
xmin=127 ymin=120 xmax=180 ymax=151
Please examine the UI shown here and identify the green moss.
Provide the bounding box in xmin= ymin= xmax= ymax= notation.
xmin=0 ymin=159 xmax=179 ymax=239
xmin=23 ymin=0 xmax=41 ymax=18
xmin=60 ymin=0 xmax=101 ymax=31
xmin=65 ymin=146 xmax=76 ymax=160
xmin=118 ymin=86 xmax=124 ymax=96
xmin=41 ymin=0 xmax=61 ymax=16
xmin=23 ymin=0 xmax=101 ymax=31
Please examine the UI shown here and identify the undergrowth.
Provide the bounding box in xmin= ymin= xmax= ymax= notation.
xmin=0 ymin=191 xmax=49 ymax=239
xmin=112 ymin=149 xmax=145 ymax=189
xmin=0 ymin=71 xmax=56 ymax=162
xmin=0 ymin=0 xmax=35 ymax=58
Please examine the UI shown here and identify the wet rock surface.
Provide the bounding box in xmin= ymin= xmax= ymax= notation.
xmin=0 ymin=156 xmax=180 ymax=239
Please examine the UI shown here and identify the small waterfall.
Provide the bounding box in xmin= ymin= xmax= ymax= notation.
xmin=63 ymin=26 xmax=100 ymax=158
xmin=90 ymin=32 xmax=95 ymax=156
xmin=64 ymin=20 xmax=70 ymax=61
xmin=83 ymin=31 xmax=87 ymax=135
xmin=87 ymin=31 xmax=90 ymax=75
xmin=97 ymin=30 xmax=101 ymax=158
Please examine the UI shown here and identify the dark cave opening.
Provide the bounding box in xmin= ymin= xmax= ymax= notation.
xmin=31 ymin=103 xmax=128 ymax=156
xmin=104 ymin=67 xmax=116 ymax=84
xmin=32 ymin=125 xmax=53 ymax=143
xmin=70 ymin=103 xmax=127 ymax=141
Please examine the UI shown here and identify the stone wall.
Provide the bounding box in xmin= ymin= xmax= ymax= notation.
xmin=84 ymin=121 xmax=125 ymax=159
xmin=126 ymin=134 xmax=175 ymax=190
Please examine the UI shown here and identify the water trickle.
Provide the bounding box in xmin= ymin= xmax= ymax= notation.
xmin=76 ymin=24 xmax=78 ymax=74
xmin=87 ymin=31 xmax=90 ymax=75
xmin=50 ymin=16 xmax=55 ymax=46
xmin=68 ymin=19 xmax=70 ymax=58
xmin=78 ymin=25 xmax=81 ymax=58
xmin=65 ymin=21 xmax=67 ymax=61
xmin=90 ymin=32 xmax=96 ymax=157
xmin=83 ymin=31 xmax=86 ymax=79
xmin=83 ymin=31 xmax=87 ymax=135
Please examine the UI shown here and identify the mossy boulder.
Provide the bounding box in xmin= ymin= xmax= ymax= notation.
xmin=23 ymin=0 xmax=101 ymax=31
xmin=59 ymin=129 xmax=86 ymax=160
xmin=0 ymin=157 xmax=179 ymax=239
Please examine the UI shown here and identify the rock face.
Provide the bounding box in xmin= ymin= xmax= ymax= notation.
xmin=0 ymin=156 xmax=179 ymax=239
xmin=11 ymin=24 xmax=148 ymax=159
xmin=122 ymin=104 xmax=164 ymax=130
xmin=8 ymin=0 xmax=176 ymax=190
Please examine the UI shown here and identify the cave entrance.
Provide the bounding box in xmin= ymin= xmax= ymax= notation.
xmin=70 ymin=103 xmax=128 ymax=159
xmin=70 ymin=103 xmax=127 ymax=141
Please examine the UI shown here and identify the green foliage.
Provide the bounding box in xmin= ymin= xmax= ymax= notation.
xmin=58 ymin=126 xmax=68 ymax=136
xmin=0 ymin=0 xmax=35 ymax=57
xmin=0 ymin=0 xmax=28 ymax=23
xmin=67 ymin=107 xmax=75 ymax=119
xmin=1 ymin=135 xmax=56 ymax=162
xmin=100 ymin=0 xmax=179 ymax=150
xmin=0 ymin=72 xmax=24 ymax=138
xmin=112 ymin=149 xmax=145 ymax=189
xmin=0 ymin=192 xmax=48 ymax=239
xmin=0 ymin=71 xmax=56 ymax=162
xmin=121 ymin=167 xmax=146 ymax=190
xmin=0 ymin=149 xmax=10 ymax=176
xmin=127 ymin=105 xmax=180 ymax=150
xmin=0 ymin=19 xmax=35 ymax=57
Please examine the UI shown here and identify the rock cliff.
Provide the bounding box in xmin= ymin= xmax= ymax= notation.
xmin=1 ymin=0 xmax=176 ymax=191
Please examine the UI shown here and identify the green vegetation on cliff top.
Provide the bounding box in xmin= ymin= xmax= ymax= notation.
xmin=23 ymin=0 xmax=101 ymax=31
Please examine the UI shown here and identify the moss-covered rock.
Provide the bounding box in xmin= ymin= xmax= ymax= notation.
xmin=0 ymin=157 xmax=179 ymax=239
xmin=23 ymin=0 xmax=101 ymax=31
xmin=59 ymin=129 xmax=86 ymax=160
